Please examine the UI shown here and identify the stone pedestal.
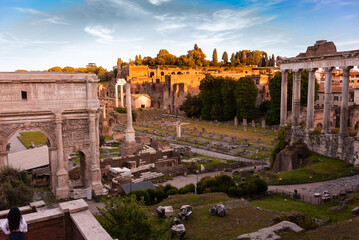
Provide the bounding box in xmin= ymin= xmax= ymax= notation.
xmin=56 ymin=169 xmax=70 ymax=199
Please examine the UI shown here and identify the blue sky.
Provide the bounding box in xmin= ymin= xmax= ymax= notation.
xmin=0 ymin=0 xmax=358 ymax=71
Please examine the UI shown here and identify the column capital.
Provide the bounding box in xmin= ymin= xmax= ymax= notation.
xmin=307 ymin=68 xmax=318 ymax=72
xmin=292 ymin=69 xmax=302 ymax=73
xmin=280 ymin=69 xmax=288 ymax=74
xmin=340 ymin=66 xmax=353 ymax=71
xmin=323 ymin=67 xmax=335 ymax=72
xmin=87 ymin=108 xmax=98 ymax=114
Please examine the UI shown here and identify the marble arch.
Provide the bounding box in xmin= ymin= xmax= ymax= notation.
xmin=0 ymin=73 xmax=103 ymax=199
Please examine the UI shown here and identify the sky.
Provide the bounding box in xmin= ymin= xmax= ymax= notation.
xmin=0 ymin=0 xmax=358 ymax=71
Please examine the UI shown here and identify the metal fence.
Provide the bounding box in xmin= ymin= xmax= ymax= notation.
xmin=268 ymin=184 xmax=359 ymax=205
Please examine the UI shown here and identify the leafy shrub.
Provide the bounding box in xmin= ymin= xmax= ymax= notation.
xmin=155 ymin=189 xmax=166 ymax=202
xmin=331 ymin=128 xmax=339 ymax=134
xmin=228 ymin=187 xmax=240 ymax=197
xmin=252 ymin=178 xmax=268 ymax=193
xmin=130 ymin=190 xmax=150 ymax=205
xmin=311 ymin=127 xmax=322 ymax=135
xmin=271 ymin=212 xmax=318 ymax=230
xmin=146 ymin=189 xmax=156 ymax=204
xmin=115 ymin=107 xmax=127 ymax=113
xmin=197 ymin=174 xmax=235 ymax=194
xmin=179 ymin=184 xmax=196 ymax=194
xmin=163 ymin=184 xmax=174 ymax=193
xmin=0 ymin=167 xmax=34 ymax=210
xmin=166 ymin=189 xmax=178 ymax=196
xmin=348 ymin=129 xmax=357 ymax=136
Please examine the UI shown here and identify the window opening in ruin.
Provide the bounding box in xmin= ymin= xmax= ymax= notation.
xmin=141 ymin=104 xmax=145 ymax=108
xmin=21 ymin=91 xmax=27 ymax=100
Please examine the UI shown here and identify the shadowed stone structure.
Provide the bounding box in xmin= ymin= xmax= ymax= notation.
xmin=0 ymin=73 xmax=103 ymax=199
xmin=278 ymin=41 xmax=359 ymax=165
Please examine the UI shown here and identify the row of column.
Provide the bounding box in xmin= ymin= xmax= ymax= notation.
xmin=115 ymin=79 xmax=126 ymax=108
xmin=280 ymin=66 xmax=353 ymax=135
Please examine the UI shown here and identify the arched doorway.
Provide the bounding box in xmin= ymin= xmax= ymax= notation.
xmin=68 ymin=151 xmax=86 ymax=188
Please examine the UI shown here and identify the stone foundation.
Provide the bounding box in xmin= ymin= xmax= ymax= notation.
xmin=291 ymin=128 xmax=359 ymax=166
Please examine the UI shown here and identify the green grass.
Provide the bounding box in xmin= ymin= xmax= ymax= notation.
xmin=267 ymin=153 xmax=355 ymax=185
xmin=17 ymin=131 xmax=47 ymax=149
xmin=251 ymin=194 xmax=354 ymax=222
xmin=149 ymin=193 xmax=276 ymax=240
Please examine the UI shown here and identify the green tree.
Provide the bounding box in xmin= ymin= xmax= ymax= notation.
xmin=265 ymin=73 xmax=282 ymax=125
xmin=180 ymin=94 xmax=202 ymax=118
xmin=48 ymin=66 xmax=62 ymax=72
xmin=222 ymin=51 xmax=228 ymax=65
xmin=236 ymin=77 xmax=258 ymax=120
xmin=0 ymin=167 xmax=34 ymax=210
xmin=212 ymin=48 xmax=218 ymax=65
xmin=199 ymin=75 xmax=224 ymax=120
xmin=63 ymin=66 xmax=75 ymax=72
xmin=221 ymin=78 xmax=237 ymax=120
xmin=187 ymin=44 xmax=206 ymax=66
xmin=97 ymin=195 xmax=159 ymax=240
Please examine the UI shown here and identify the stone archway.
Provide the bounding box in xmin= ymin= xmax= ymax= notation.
xmin=0 ymin=73 xmax=103 ymax=199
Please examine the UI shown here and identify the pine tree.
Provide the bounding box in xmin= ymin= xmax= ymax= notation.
xmin=212 ymin=48 xmax=218 ymax=64
xmin=222 ymin=51 xmax=228 ymax=65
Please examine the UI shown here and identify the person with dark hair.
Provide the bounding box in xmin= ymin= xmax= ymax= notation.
xmin=1 ymin=207 xmax=27 ymax=240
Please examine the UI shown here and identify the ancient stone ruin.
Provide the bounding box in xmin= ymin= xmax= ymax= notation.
xmin=0 ymin=73 xmax=103 ymax=199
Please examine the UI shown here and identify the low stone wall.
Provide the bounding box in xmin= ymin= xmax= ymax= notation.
xmin=291 ymin=128 xmax=359 ymax=166
xmin=0 ymin=199 xmax=112 ymax=240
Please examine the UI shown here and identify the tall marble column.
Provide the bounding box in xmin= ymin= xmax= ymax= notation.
xmin=339 ymin=66 xmax=353 ymax=135
xmin=88 ymin=109 xmax=103 ymax=195
xmin=115 ymin=84 xmax=119 ymax=108
xmin=280 ymin=70 xmax=288 ymax=126
xmin=323 ymin=67 xmax=334 ymax=133
xmin=306 ymin=68 xmax=317 ymax=131
xmin=125 ymin=83 xmax=135 ymax=143
xmin=120 ymin=84 xmax=124 ymax=107
xmin=103 ymin=104 xmax=106 ymax=119
xmin=292 ymin=70 xmax=302 ymax=127
xmin=55 ymin=113 xmax=69 ymax=199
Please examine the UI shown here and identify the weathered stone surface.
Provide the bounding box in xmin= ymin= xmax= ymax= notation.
xmin=272 ymin=143 xmax=309 ymax=173
xmin=0 ymin=73 xmax=103 ymax=199
xmin=237 ymin=221 xmax=304 ymax=240
xmin=171 ymin=224 xmax=186 ymax=239
xmin=352 ymin=206 xmax=359 ymax=216
xmin=215 ymin=204 xmax=227 ymax=217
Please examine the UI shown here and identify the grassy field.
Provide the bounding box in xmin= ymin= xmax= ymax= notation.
xmin=266 ymin=153 xmax=356 ymax=185
xmin=149 ymin=193 xmax=276 ymax=240
xmin=251 ymin=194 xmax=355 ymax=222
xmin=17 ymin=131 xmax=47 ymax=148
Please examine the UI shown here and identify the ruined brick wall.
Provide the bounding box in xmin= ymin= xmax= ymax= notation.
xmin=0 ymin=217 xmax=67 ymax=240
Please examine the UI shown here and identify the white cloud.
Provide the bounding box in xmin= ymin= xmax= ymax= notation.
xmin=84 ymin=25 xmax=114 ymax=41
xmin=148 ymin=0 xmax=171 ymax=6
xmin=86 ymin=0 xmax=149 ymax=15
xmin=15 ymin=7 xmax=47 ymax=15
xmin=33 ymin=16 xmax=69 ymax=25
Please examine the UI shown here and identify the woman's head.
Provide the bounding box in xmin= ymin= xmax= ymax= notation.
xmin=7 ymin=207 xmax=21 ymax=232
